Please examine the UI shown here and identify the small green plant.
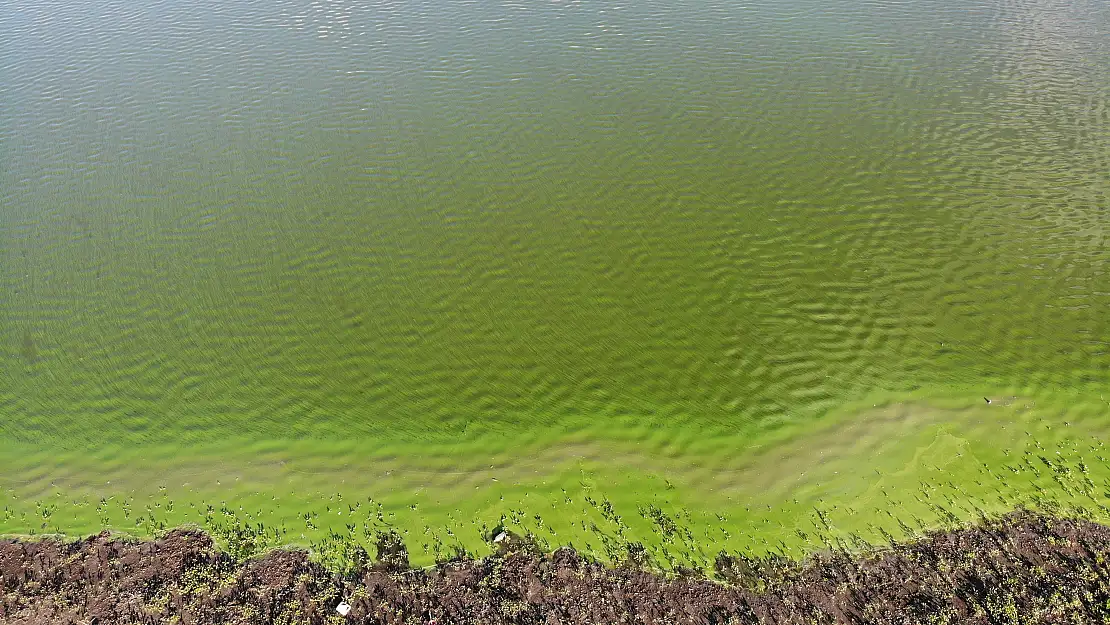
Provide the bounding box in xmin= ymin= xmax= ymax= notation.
xmin=312 ymin=528 xmax=369 ymax=578
xmin=374 ymin=529 xmax=409 ymax=571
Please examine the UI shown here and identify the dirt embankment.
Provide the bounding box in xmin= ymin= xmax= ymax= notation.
xmin=1 ymin=509 xmax=1109 ymax=624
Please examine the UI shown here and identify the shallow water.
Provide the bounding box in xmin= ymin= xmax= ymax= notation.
xmin=0 ymin=0 xmax=1108 ymax=551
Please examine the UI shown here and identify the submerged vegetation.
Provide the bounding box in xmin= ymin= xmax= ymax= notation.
xmin=6 ymin=415 xmax=1110 ymax=577
xmin=4 ymin=426 xmax=1110 ymax=622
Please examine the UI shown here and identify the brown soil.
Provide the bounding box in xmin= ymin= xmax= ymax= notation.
xmin=1 ymin=509 xmax=1109 ymax=624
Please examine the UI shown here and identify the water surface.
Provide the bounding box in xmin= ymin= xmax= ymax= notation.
xmin=0 ymin=0 xmax=1107 ymax=549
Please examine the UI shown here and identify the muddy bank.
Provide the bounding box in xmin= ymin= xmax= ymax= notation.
xmin=1 ymin=508 xmax=1108 ymax=624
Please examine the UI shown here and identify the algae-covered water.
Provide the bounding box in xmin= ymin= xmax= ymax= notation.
xmin=1 ymin=0 xmax=1108 ymax=561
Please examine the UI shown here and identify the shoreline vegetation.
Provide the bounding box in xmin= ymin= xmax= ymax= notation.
xmin=4 ymin=393 xmax=1108 ymax=569
xmin=2 ymin=507 xmax=1110 ymax=624
xmin=2 ymin=397 xmax=1108 ymax=623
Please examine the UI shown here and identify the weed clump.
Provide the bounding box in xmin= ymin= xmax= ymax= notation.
xmin=374 ymin=528 xmax=409 ymax=571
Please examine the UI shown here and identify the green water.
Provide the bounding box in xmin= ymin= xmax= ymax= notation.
xmin=1 ymin=0 xmax=1108 ymax=560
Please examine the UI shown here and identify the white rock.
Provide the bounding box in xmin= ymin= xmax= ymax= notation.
xmin=493 ymin=531 xmax=507 ymax=543
xmin=336 ymin=601 xmax=351 ymax=616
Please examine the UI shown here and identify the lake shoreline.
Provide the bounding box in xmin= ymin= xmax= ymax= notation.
xmin=1 ymin=506 xmax=1107 ymax=624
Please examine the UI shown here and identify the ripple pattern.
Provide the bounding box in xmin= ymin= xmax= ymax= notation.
xmin=0 ymin=0 xmax=1107 ymax=454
